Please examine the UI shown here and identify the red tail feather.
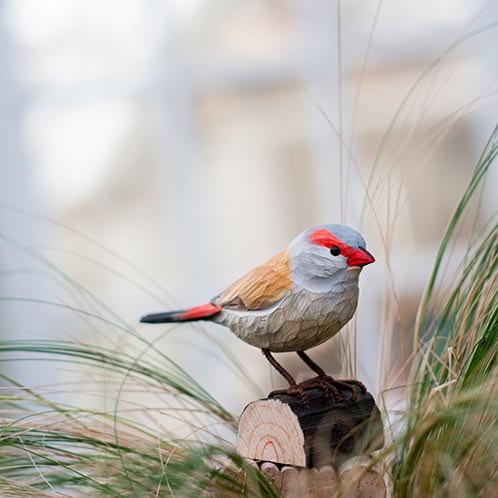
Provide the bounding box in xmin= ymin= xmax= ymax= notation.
xmin=181 ymin=303 xmax=221 ymax=320
xmin=140 ymin=302 xmax=221 ymax=324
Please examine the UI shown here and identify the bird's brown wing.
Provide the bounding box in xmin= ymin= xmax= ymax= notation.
xmin=212 ymin=249 xmax=293 ymax=311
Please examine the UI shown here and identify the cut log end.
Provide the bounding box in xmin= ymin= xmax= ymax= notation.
xmin=237 ymin=381 xmax=384 ymax=468
xmin=237 ymin=398 xmax=307 ymax=467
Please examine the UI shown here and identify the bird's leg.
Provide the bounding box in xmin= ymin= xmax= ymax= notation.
xmin=296 ymin=351 xmax=342 ymax=402
xmin=263 ymin=349 xmax=296 ymax=386
xmin=296 ymin=351 xmax=366 ymax=402
xmin=297 ymin=350 xmax=327 ymax=377
xmin=262 ymin=349 xmax=309 ymax=405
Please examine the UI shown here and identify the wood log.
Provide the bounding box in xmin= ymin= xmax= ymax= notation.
xmin=339 ymin=456 xmax=387 ymax=498
xmin=260 ymin=461 xmax=284 ymax=492
xmin=255 ymin=458 xmax=386 ymax=498
xmin=237 ymin=382 xmax=383 ymax=468
xmin=204 ymin=456 xmax=387 ymax=497
xmin=260 ymin=464 xmax=337 ymax=498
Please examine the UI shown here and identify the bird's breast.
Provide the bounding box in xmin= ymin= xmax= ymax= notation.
xmin=215 ymin=276 xmax=359 ymax=352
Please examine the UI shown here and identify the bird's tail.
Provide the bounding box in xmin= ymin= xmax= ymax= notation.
xmin=140 ymin=302 xmax=221 ymax=324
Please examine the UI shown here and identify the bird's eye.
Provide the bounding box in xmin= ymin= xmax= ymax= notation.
xmin=330 ymin=246 xmax=341 ymax=256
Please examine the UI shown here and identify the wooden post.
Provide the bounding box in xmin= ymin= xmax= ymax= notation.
xmin=237 ymin=383 xmax=384 ymax=469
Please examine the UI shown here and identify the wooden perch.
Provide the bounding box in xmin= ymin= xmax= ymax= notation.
xmin=203 ymin=457 xmax=387 ymax=498
xmin=237 ymin=381 xmax=383 ymax=468
xmin=339 ymin=456 xmax=387 ymax=498
xmin=259 ymin=458 xmax=387 ymax=498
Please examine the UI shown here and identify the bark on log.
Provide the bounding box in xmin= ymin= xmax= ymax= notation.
xmin=237 ymin=382 xmax=384 ymax=468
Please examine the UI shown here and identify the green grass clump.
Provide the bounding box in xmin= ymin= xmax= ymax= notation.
xmin=0 ymin=347 xmax=274 ymax=496
xmin=390 ymin=125 xmax=498 ymax=498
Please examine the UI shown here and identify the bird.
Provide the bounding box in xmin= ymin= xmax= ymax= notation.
xmin=140 ymin=224 xmax=375 ymax=404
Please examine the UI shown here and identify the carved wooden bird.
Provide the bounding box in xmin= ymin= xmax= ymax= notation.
xmin=141 ymin=224 xmax=375 ymax=403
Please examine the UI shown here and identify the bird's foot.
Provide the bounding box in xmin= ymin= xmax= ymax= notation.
xmin=299 ymin=376 xmax=366 ymax=403
xmin=268 ymin=378 xmax=366 ymax=405
xmin=341 ymin=378 xmax=367 ymax=396
xmin=298 ymin=376 xmax=344 ymax=403
xmin=268 ymin=385 xmax=310 ymax=405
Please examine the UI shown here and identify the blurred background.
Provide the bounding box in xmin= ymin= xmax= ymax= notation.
xmin=1 ymin=0 xmax=497 ymax=423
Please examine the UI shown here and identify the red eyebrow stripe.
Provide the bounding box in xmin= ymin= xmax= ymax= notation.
xmin=308 ymin=228 xmax=357 ymax=259
xmin=308 ymin=228 xmax=339 ymax=248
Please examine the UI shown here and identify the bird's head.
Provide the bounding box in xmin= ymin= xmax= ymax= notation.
xmin=289 ymin=224 xmax=375 ymax=288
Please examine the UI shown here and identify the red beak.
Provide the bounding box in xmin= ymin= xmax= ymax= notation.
xmin=347 ymin=247 xmax=375 ymax=268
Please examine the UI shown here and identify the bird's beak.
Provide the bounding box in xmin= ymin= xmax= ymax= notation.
xmin=347 ymin=247 xmax=375 ymax=268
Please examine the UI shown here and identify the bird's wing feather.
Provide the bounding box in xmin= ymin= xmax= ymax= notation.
xmin=213 ymin=249 xmax=293 ymax=311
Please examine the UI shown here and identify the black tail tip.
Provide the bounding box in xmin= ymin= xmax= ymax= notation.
xmin=140 ymin=312 xmax=176 ymax=324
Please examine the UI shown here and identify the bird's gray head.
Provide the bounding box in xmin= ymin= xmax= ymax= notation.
xmin=288 ymin=224 xmax=375 ymax=290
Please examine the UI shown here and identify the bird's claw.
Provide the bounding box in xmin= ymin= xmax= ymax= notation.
xmin=268 ymin=386 xmax=310 ymax=405
xmin=298 ymin=376 xmax=343 ymax=403
xmin=298 ymin=376 xmax=366 ymax=403
xmin=341 ymin=378 xmax=367 ymax=394
xmin=268 ymin=378 xmax=366 ymax=406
